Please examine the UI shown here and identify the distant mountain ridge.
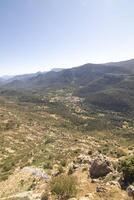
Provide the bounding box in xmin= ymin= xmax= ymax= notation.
xmin=105 ymin=59 xmax=134 ymax=72
xmin=0 ymin=59 xmax=134 ymax=113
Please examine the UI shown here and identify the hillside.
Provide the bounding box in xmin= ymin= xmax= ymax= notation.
xmin=105 ymin=59 xmax=134 ymax=72
xmin=1 ymin=59 xmax=134 ymax=113
xmin=0 ymin=59 xmax=134 ymax=199
xmin=0 ymin=86 xmax=134 ymax=200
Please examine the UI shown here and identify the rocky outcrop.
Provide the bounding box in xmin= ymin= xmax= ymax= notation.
xmin=90 ymin=154 xmax=113 ymax=178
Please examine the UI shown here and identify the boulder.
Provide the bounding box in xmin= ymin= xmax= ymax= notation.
xmin=127 ymin=185 xmax=134 ymax=197
xmin=90 ymin=154 xmax=113 ymax=178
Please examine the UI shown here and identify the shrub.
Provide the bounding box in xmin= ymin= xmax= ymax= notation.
xmin=58 ymin=165 xmax=64 ymax=174
xmin=51 ymin=175 xmax=77 ymax=200
xmin=60 ymin=160 xmax=67 ymax=167
xmin=41 ymin=192 xmax=49 ymax=200
xmin=116 ymin=149 xmax=127 ymax=158
xmin=118 ymin=155 xmax=134 ymax=184
xmin=43 ymin=161 xmax=53 ymax=169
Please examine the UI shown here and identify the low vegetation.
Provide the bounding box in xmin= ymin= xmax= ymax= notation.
xmin=51 ymin=175 xmax=77 ymax=200
xmin=119 ymin=155 xmax=134 ymax=185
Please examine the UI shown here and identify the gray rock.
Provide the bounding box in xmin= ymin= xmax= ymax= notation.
xmin=127 ymin=185 xmax=134 ymax=197
xmin=22 ymin=167 xmax=50 ymax=180
xmin=90 ymin=154 xmax=113 ymax=178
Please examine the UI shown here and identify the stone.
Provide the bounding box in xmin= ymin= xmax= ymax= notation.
xmin=68 ymin=162 xmax=79 ymax=175
xmin=127 ymin=185 xmax=134 ymax=197
xmin=90 ymin=154 xmax=113 ymax=178
xmin=76 ymin=154 xmax=92 ymax=165
xmin=108 ymin=181 xmax=121 ymax=188
xmin=96 ymin=185 xmax=107 ymax=193
xmin=22 ymin=167 xmax=50 ymax=180
xmin=91 ymin=178 xmax=100 ymax=183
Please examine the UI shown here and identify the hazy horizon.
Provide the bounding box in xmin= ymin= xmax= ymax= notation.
xmin=0 ymin=0 xmax=134 ymax=75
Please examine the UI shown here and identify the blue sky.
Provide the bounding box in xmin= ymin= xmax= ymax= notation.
xmin=0 ymin=0 xmax=134 ymax=75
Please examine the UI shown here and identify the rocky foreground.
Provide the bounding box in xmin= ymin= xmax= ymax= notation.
xmin=0 ymin=148 xmax=134 ymax=200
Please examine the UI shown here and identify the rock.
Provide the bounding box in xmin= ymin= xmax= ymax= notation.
xmin=91 ymin=178 xmax=100 ymax=183
xmin=90 ymin=154 xmax=113 ymax=178
xmin=73 ymin=163 xmax=80 ymax=169
xmin=118 ymin=176 xmax=125 ymax=188
xmin=51 ymin=169 xmax=60 ymax=177
xmin=107 ymin=181 xmax=121 ymax=188
xmin=85 ymin=193 xmax=95 ymax=199
xmin=104 ymin=171 xmax=121 ymax=182
xmin=96 ymin=185 xmax=107 ymax=193
xmin=22 ymin=167 xmax=50 ymax=180
xmin=68 ymin=162 xmax=79 ymax=174
xmin=76 ymin=154 xmax=92 ymax=165
xmin=127 ymin=185 xmax=134 ymax=197
xmin=79 ymin=197 xmax=90 ymax=200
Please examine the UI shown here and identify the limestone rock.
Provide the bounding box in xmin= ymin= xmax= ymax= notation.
xmin=127 ymin=185 xmax=134 ymax=197
xmin=90 ymin=154 xmax=113 ymax=178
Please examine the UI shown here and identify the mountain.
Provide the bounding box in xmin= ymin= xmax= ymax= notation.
xmin=105 ymin=59 xmax=134 ymax=72
xmin=2 ymin=63 xmax=131 ymax=88
xmin=0 ymin=68 xmax=64 ymax=87
xmin=50 ymin=68 xmax=64 ymax=72
xmin=0 ymin=59 xmax=134 ymax=113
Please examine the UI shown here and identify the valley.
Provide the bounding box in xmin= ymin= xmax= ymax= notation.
xmin=0 ymin=60 xmax=134 ymax=200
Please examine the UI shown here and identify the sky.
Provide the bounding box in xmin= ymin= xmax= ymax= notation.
xmin=0 ymin=0 xmax=134 ymax=75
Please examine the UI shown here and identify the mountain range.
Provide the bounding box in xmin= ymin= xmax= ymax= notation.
xmin=0 ymin=59 xmax=134 ymax=113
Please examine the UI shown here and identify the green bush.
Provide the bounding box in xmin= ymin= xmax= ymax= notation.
xmin=51 ymin=175 xmax=77 ymax=200
xmin=118 ymin=155 xmax=134 ymax=184
xmin=60 ymin=160 xmax=67 ymax=167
